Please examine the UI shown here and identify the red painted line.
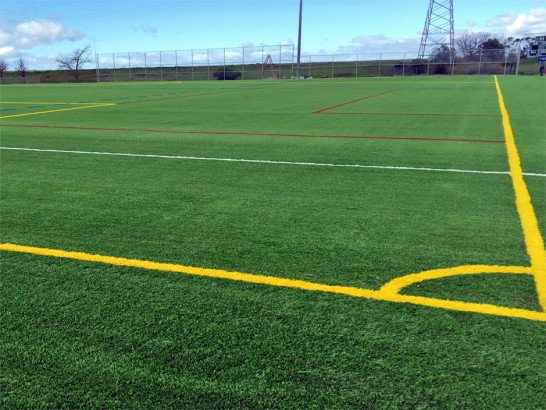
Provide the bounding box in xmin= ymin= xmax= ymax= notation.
xmin=117 ymin=90 xmax=239 ymax=105
xmin=322 ymin=112 xmax=500 ymax=117
xmin=312 ymin=90 xmax=396 ymax=114
xmin=0 ymin=123 xmax=505 ymax=144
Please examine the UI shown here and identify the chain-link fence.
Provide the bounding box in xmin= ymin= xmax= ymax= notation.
xmin=296 ymin=50 xmax=521 ymax=78
xmin=93 ymin=46 xmax=523 ymax=82
xmin=2 ymin=45 xmax=536 ymax=84
xmin=95 ymin=44 xmax=295 ymax=82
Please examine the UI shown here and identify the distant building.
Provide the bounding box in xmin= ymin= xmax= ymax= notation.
xmin=528 ymin=34 xmax=546 ymax=57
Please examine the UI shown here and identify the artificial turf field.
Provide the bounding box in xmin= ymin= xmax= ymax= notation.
xmin=0 ymin=75 xmax=545 ymax=408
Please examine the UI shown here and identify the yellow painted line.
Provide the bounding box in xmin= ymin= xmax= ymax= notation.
xmin=1 ymin=243 xmax=544 ymax=322
xmin=380 ymin=264 xmax=533 ymax=295
xmin=494 ymin=75 xmax=546 ymax=310
xmin=0 ymin=102 xmax=112 ymax=105
xmin=1 ymin=76 xmax=543 ymax=322
xmin=0 ymin=103 xmax=116 ymax=119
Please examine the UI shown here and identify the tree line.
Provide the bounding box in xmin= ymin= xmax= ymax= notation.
xmin=428 ymin=33 xmax=533 ymax=63
xmin=0 ymin=45 xmax=92 ymax=82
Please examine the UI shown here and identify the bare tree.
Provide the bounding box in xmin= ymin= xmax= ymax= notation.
xmin=455 ymin=32 xmax=491 ymax=61
xmin=56 ymin=45 xmax=92 ymax=81
xmin=16 ymin=57 xmax=27 ymax=82
xmin=0 ymin=58 xmax=8 ymax=82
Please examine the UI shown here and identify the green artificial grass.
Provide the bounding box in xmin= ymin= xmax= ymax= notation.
xmin=0 ymin=147 xmax=527 ymax=288
xmin=1 ymin=76 xmax=545 ymax=408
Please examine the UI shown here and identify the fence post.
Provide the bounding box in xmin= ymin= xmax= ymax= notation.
xmin=356 ymin=54 xmax=358 ymax=78
xmin=128 ymin=53 xmax=132 ymax=81
xmin=426 ymin=57 xmax=430 ymax=76
xmin=242 ymin=47 xmax=245 ymax=80
xmin=379 ymin=53 xmax=382 ymax=77
xmin=144 ymin=53 xmax=147 ymax=81
xmin=95 ymin=53 xmax=100 ymax=83
xmin=277 ymin=45 xmax=282 ymax=80
xmin=291 ymin=44 xmax=295 ymax=78
xmin=515 ymin=44 xmax=521 ymax=76
xmin=113 ymin=53 xmax=116 ymax=82
xmin=478 ymin=50 xmax=482 ymax=75
xmin=191 ymin=49 xmax=194 ymax=81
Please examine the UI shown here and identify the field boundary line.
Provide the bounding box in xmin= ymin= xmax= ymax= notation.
xmin=1 ymin=243 xmax=544 ymax=322
xmin=0 ymin=102 xmax=112 ymax=105
xmin=4 ymin=146 xmax=544 ymax=177
xmin=494 ymin=75 xmax=546 ymax=310
xmin=380 ymin=265 xmax=533 ymax=295
xmin=0 ymin=124 xmax=505 ymax=144
xmin=117 ymin=88 xmax=264 ymax=105
xmin=375 ymin=76 xmax=546 ymax=315
xmin=312 ymin=90 xmax=395 ymax=114
xmin=0 ymin=103 xmax=116 ymax=119
xmin=321 ymin=112 xmax=500 ymax=117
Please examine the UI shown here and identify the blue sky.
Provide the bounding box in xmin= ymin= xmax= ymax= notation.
xmin=1 ymin=0 xmax=545 ymax=69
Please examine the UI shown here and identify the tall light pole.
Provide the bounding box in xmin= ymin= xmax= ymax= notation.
xmin=296 ymin=0 xmax=303 ymax=79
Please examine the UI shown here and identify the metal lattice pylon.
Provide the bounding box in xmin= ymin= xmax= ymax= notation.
xmin=418 ymin=0 xmax=455 ymax=63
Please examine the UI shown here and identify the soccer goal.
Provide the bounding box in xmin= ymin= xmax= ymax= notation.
xmin=261 ymin=54 xmax=278 ymax=80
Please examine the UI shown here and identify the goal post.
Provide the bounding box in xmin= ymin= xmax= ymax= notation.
xmin=261 ymin=54 xmax=278 ymax=80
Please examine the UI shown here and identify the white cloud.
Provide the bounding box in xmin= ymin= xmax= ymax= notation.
xmin=335 ymin=34 xmax=421 ymax=56
xmin=22 ymin=53 xmax=58 ymax=68
xmin=485 ymin=8 xmax=546 ymax=36
xmin=0 ymin=19 xmax=84 ymax=51
xmin=0 ymin=46 xmax=15 ymax=57
xmin=485 ymin=12 xmax=517 ymax=28
xmin=133 ymin=25 xmax=158 ymax=34
xmin=330 ymin=7 xmax=546 ymax=58
xmin=224 ymin=50 xmax=242 ymax=61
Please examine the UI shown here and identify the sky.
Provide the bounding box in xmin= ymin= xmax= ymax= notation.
xmin=1 ymin=0 xmax=545 ymax=70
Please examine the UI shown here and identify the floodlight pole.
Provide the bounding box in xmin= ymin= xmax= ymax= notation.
xmin=296 ymin=0 xmax=302 ymax=79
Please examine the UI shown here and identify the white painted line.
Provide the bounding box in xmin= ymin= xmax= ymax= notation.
xmin=1 ymin=146 xmax=545 ymax=177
